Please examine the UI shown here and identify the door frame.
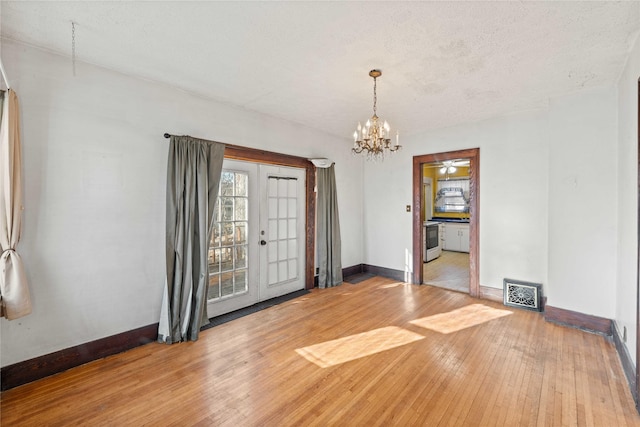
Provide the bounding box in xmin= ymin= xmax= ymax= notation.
xmin=636 ymin=78 xmax=640 ymax=408
xmin=224 ymin=143 xmax=315 ymax=290
xmin=412 ymin=148 xmax=480 ymax=297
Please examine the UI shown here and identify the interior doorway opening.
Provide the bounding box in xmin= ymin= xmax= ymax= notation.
xmin=412 ymin=148 xmax=480 ymax=297
xmin=422 ymin=159 xmax=471 ymax=293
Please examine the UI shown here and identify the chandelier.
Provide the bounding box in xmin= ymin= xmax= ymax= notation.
xmin=352 ymin=69 xmax=401 ymax=160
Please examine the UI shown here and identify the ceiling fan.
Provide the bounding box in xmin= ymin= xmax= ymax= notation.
xmin=424 ymin=159 xmax=470 ymax=174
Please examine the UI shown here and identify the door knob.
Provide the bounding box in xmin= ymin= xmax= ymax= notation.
xmin=260 ymin=240 xmax=267 ymax=246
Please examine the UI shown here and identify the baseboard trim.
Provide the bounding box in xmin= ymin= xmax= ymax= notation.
xmin=544 ymin=305 xmax=612 ymax=336
xmin=362 ymin=264 xmax=405 ymax=282
xmin=315 ymin=264 xmax=365 ymax=287
xmin=612 ymin=323 xmax=638 ymax=406
xmin=479 ymin=285 xmax=503 ymax=303
xmin=342 ymin=263 xmax=365 ymax=278
xmin=1 ymin=323 xmax=158 ymax=391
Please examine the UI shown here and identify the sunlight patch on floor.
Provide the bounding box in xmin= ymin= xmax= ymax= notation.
xmin=379 ymin=282 xmax=406 ymax=289
xmin=409 ymin=304 xmax=512 ymax=334
xmin=295 ymin=326 xmax=425 ymax=368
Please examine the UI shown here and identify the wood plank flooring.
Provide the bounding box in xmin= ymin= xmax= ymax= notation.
xmin=2 ymin=277 xmax=638 ymax=426
xmin=424 ymin=250 xmax=470 ymax=293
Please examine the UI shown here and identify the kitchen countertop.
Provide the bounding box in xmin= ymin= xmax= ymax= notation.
xmin=428 ymin=217 xmax=470 ymax=224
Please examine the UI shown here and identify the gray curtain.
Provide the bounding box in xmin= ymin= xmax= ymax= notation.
xmin=317 ymin=164 xmax=342 ymax=288
xmin=158 ymin=136 xmax=225 ymax=343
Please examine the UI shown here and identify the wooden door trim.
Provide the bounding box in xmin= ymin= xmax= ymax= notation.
xmin=412 ymin=148 xmax=480 ymax=297
xmin=636 ymin=78 xmax=640 ymax=409
xmin=224 ymin=144 xmax=315 ymax=290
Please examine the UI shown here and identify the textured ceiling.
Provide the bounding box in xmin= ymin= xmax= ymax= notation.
xmin=2 ymin=1 xmax=640 ymax=140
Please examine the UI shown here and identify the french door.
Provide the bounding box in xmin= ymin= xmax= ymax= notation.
xmin=258 ymin=164 xmax=306 ymax=300
xmin=206 ymin=159 xmax=306 ymax=318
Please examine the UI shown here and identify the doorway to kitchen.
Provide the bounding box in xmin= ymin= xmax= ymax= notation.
xmin=412 ymin=148 xmax=479 ymax=297
xmin=422 ymin=158 xmax=471 ymax=293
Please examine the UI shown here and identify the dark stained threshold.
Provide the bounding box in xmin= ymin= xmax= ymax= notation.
xmin=201 ymin=289 xmax=310 ymax=330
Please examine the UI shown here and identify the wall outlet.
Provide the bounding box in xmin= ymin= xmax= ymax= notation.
xmin=406 ymin=205 xmax=411 ymax=212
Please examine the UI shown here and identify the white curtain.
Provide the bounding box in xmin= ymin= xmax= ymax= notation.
xmin=158 ymin=136 xmax=225 ymax=343
xmin=0 ymin=89 xmax=32 ymax=319
xmin=437 ymin=177 xmax=469 ymax=194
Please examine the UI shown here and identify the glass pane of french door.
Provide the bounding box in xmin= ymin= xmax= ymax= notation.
xmin=266 ymin=177 xmax=299 ymax=285
xmin=208 ymin=170 xmax=249 ymax=301
xmin=207 ymin=159 xmax=259 ymax=319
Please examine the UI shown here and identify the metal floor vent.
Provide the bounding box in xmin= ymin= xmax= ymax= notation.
xmin=503 ymin=279 xmax=542 ymax=312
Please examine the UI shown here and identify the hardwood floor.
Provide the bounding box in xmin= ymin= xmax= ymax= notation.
xmin=2 ymin=277 xmax=638 ymax=426
xmin=423 ymin=250 xmax=470 ymax=293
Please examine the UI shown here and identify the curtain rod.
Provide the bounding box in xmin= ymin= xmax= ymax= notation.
xmin=162 ymin=133 xmax=315 ymax=166
xmin=163 ymin=133 xmax=210 ymax=140
xmin=163 ymin=132 xmax=229 ymax=146
xmin=164 ymin=132 xmax=220 ymax=141
xmin=163 ymin=132 xmax=246 ymax=154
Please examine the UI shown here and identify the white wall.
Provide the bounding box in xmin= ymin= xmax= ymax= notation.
xmin=547 ymin=88 xmax=618 ymax=319
xmin=0 ymin=40 xmax=363 ymax=366
xmin=363 ymin=110 xmax=550 ymax=292
xmin=615 ymin=33 xmax=640 ymax=366
xmin=363 ymin=86 xmax=621 ymax=320
xmin=2 ymin=36 xmax=632 ymax=368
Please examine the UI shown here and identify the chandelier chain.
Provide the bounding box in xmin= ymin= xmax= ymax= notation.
xmin=71 ymin=21 xmax=76 ymax=77
xmin=373 ymin=77 xmax=377 ymax=116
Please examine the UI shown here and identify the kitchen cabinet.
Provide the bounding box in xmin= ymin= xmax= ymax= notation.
xmin=443 ymin=223 xmax=469 ymax=253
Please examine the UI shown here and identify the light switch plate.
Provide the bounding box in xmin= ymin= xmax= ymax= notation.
xmin=406 ymin=205 xmax=411 ymax=212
